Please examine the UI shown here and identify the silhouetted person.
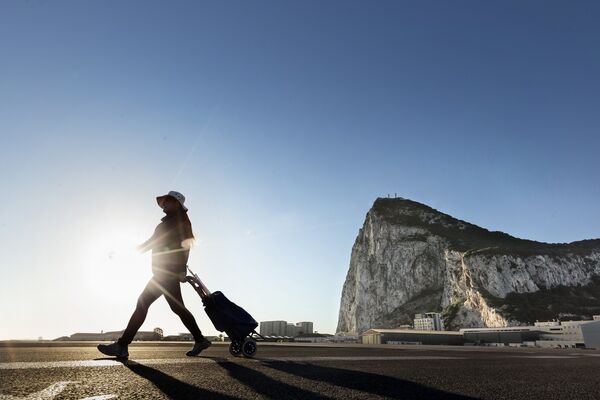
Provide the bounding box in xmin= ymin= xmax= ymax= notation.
xmin=98 ymin=191 xmax=211 ymax=358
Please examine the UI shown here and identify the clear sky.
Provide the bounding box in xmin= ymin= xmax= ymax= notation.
xmin=1 ymin=1 xmax=599 ymax=340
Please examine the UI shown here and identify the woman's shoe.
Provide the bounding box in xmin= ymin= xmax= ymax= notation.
xmin=186 ymin=338 xmax=211 ymax=356
xmin=97 ymin=342 xmax=129 ymax=359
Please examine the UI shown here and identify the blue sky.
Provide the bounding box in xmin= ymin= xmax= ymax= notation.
xmin=1 ymin=1 xmax=599 ymax=339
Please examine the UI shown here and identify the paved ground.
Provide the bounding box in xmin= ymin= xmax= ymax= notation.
xmin=1 ymin=342 xmax=600 ymax=399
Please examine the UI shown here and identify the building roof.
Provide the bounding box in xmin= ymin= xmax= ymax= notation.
xmin=362 ymin=329 xmax=461 ymax=335
xmin=295 ymin=333 xmax=333 ymax=338
xmin=459 ymin=327 xmax=538 ymax=333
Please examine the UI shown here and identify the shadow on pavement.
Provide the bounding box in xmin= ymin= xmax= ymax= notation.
xmin=260 ymin=360 xmax=479 ymax=400
xmin=120 ymin=360 xmax=240 ymax=400
xmin=212 ymin=359 xmax=329 ymax=399
xmin=93 ymin=357 xmax=478 ymax=399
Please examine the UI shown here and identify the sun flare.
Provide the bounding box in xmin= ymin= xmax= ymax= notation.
xmin=83 ymin=224 xmax=151 ymax=296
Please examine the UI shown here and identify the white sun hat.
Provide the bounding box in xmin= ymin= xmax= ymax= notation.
xmin=156 ymin=190 xmax=188 ymax=211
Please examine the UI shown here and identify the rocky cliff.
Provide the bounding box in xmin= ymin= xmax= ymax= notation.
xmin=336 ymin=198 xmax=600 ymax=334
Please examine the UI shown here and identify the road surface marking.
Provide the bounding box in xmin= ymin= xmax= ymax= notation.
xmin=513 ymin=356 xmax=576 ymax=359
xmin=0 ymin=355 xmax=470 ymax=370
xmin=5 ymin=353 xmax=594 ymax=371
xmin=0 ymin=381 xmax=118 ymax=400
xmin=261 ymin=356 xmax=466 ymax=362
xmin=569 ymin=353 xmax=600 ymax=357
xmin=0 ymin=358 xmax=217 ymax=370
xmin=0 ymin=381 xmax=75 ymax=400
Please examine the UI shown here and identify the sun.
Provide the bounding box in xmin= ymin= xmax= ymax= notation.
xmin=83 ymin=224 xmax=151 ymax=296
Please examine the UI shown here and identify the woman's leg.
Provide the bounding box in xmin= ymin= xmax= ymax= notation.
xmin=161 ymin=279 xmax=204 ymax=341
xmin=118 ymin=278 xmax=163 ymax=346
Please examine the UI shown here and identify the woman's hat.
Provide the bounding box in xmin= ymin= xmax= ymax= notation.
xmin=156 ymin=190 xmax=188 ymax=211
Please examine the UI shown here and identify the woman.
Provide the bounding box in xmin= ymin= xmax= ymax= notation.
xmin=98 ymin=191 xmax=211 ymax=358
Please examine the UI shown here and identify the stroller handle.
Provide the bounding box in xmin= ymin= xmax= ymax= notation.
xmin=186 ymin=266 xmax=212 ymax=299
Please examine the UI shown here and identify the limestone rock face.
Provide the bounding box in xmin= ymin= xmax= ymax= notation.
xmin=336 ymin=198 xmax=600 ymax=334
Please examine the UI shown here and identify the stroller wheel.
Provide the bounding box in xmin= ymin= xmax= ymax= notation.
xmin=229 ymin=340 xmax=242 ymax=357
xmin=241 ymin=338 xmax=257 ymax=358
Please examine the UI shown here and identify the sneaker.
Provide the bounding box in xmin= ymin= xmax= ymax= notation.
xmin=186 ymin=338 xmax=211 ymax=356
xmin=97 ymin=342 xmax=129 ymax=359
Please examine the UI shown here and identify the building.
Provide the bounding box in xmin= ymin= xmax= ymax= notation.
xmin=295 ymin=322 xmax=314 ymax=335
xmin=581 ymin=321 xmax=600 ymax=349
xmin=102 ymin=330 xmax=161 ymax=341
xmin=261 ymin=335 xmax=295 ymax=342
xmin=538 ymin=321 xmax=587 ymax=342
xmin=413 ymin=313 xmax=445 ymax=331
xmin=63 ymin=327 xmax=163 ymax=342
xmin=460 ymin=327 xmax=541 ymax=345
xmin=260 ymin=320 xmax=314 ymax=337
xmin=153 ymin=327 xmax=164 ymax=339
xmin=462 ymin=320 xmax=600 ymax=348
xmin=362 ymin=329 xmax=463 ymax=345
xmin=361 ymin=319 xmax=600 ymax=349
xmin=330 ymin=334 xmax=360 ymax=343
xmin=163 ymin=334 xmax=220 ymax=342
xmin=535 ymin=319 xmax=600 ymax=347
xmin=286 ymin=323 xmax=299 ymax=337
xmin=260 ymin=321 xmax=288 ymax=336
xmin=294 ymin=333 xmax=333 ymax=343
xmin=67 ymin=332 xmax=107 ymax=341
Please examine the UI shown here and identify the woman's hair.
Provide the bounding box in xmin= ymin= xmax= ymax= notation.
xmin=177 ymin=206 xmax=194 ymax=240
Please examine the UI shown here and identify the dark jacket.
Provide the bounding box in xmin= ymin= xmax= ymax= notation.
xmin=139 ymin=211 xmax=194 ymax=277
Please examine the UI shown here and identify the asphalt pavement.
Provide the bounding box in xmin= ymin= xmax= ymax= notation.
xmin=1 ymin=342 xmax=600 ymax=399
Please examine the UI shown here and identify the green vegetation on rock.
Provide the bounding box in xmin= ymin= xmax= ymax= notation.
xmin=442 ymin=299 xmax=464 ymax=328
xmin=372 ymin=198 xmax=600 ymax=256
xmin=482 ymin=277 xmax=600 ymax=323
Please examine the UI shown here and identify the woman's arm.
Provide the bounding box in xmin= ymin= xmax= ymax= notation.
xmin=137 ymin=238 xmax=154 ymax=253
xmin=137 ymin=226 xmax=160 ymax=253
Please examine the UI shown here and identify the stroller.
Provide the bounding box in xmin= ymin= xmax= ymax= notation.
xmin=186 ymin=266 xmax=264 ymax=357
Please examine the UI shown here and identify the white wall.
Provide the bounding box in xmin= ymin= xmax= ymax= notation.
xmin=581 ymin=321 xmax=600 ymax=349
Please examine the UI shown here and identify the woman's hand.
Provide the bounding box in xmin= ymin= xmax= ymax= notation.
xmin=137 ymin=230 xmax=158 ymax=253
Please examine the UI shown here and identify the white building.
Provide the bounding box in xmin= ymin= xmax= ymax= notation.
xmin=362 ymin=328 xmax=463 ymax=345
xmin=581 ymin=320 xmax=600 ymax=348
xmin=536 ymin=319 xmax=600 ymax=344
xmin=260 ymin=320 xmax=315 ymax=337
xmin=414 ymin=313 xmax=445 ymax=331
xmin=285 ymin=323 xmax=298 ymax=337
xmin=357 ymin=318 xmax=600 ymax=348
xmin=295 ymin=321 xmax=314 ymax=335
xmin=260 ymin=321 xmax=288 ymax=336
xmin=462 ymin=319 xmax=600 ymax=349
xmin=533 ymin=321 xmax=560 ymax=328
